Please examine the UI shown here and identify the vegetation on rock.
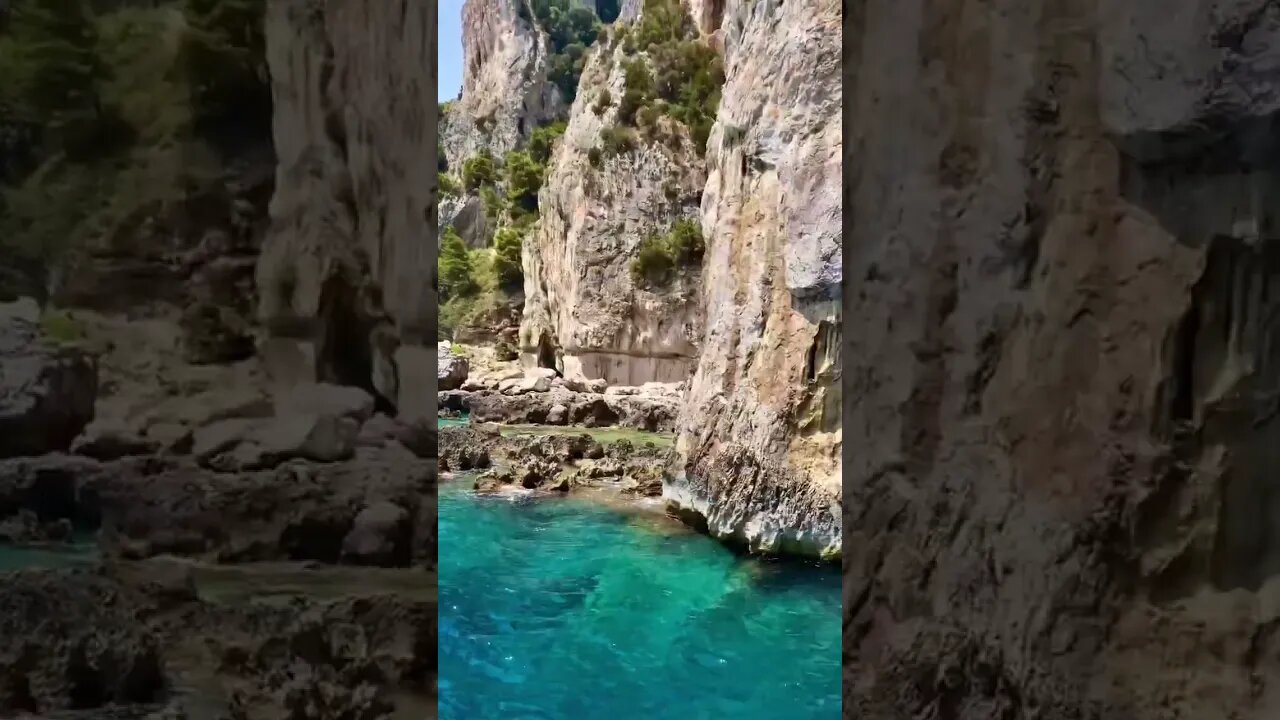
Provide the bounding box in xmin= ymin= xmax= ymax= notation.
xmin=522 ymin=0 xmax=604 ymax=103
xmin=526 ymin=121 xmax=567 ymax=165
xmin=0 ymin=0 xmax=270 ymax=300
xmin=462 ymin=150 xmax=499 ymax=190
xmin=630 ymin=219 xmax=704 ymax=288
xmin=598 ymin=0 xmax=724 ymax=155
xmin=439 ymin=227 xmax=478 ymax=301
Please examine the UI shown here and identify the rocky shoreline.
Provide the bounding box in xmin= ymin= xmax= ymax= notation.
xmin=438 ymin=424 xmax=670 ymax=498
xmin=0 ymin=304 xmax=438 ymax=719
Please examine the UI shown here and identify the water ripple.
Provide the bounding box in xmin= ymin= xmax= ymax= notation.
xmin=439 ymin=482 xmax=841 ymax=719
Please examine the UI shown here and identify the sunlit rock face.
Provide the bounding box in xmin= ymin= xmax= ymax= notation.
xmin=667 ymin=0 xmax=842 ymax=560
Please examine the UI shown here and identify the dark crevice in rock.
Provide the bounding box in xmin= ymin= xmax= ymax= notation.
xmin=315 ymin=273 xmax=387 ymax=412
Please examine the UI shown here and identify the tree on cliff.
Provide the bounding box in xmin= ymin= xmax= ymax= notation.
xmin=504 ymin=150 xmax=543 ymax=212
xmin=439 ymin=227 xmax=478 ymax=301
xmin=0 ymin=0 xmax=125 ymax=162
xmin=179 ymin=0 xmax=270 ymax=147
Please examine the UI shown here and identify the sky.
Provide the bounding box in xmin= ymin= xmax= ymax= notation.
xmin=439 ymin=0 xmax=465 ymax=101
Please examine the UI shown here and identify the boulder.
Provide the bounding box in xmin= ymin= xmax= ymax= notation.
xmin=254 ymin=413 xmax=359 ymax=465
xmin=71 ymin=422 xmax=158 ymax=461
xmin=193 ymin=418 xmax=261 ymax=462
xmin=340 ymin=501 xmax=411 ymax=566
xmin=525 ymin=367 xmax=557 ymax=381
xmin=437 ymin=341 xmax=469 ymax=391
xmin=211 ymin=414 xmax=358 ymax=470
xmin=546 ymin=403 xmax=568 ymax=425
xmin=273 ymin=382 xmax=375 ymax=424
xmin=0 ymin=308 xmax=98 ymax=458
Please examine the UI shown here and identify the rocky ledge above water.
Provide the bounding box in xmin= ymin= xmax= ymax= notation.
xmin=439 ymin=424 xmax=671 ymax=497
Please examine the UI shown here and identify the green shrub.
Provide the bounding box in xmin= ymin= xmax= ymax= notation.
xmin=439 ymin=295 xmax=476 ymax=341
xmin=527 ymin=121 xmax=567 ymax=164
xmin=491 ymin=226 xmax=525 ymax=288
xmin=438 ymin=227 xmax=477 ymax=301
xmin=587 ymin=146 xmax=602 ymax=168
xmin=531 ymin=0 xmax=603 ymax=102
xmin=504 ymin=150 xmax=543 ymax=211
xmin=480 ymin=185 xmax=505 ymax=223
xmin=40 ymin=310 xmax=86 ymax=345
xmin=630 ymin=237 xmax=674 ymax=288
xmin=462 ymin=150 xmax=498 ymax=190
xmin=599 ymin=126 xmax=637 ymax=157
xmin=592 ymin=89 xmax=613 ymax=116
xmin=439 ymin=171 xmax=460 ymax=197
xmin=609 ymin=0 xmax=723 ymax=151
xmin=629 ymin=218 xmax=703 ymax=288
xmin=667 ymin=218 xmax=704 ymax=263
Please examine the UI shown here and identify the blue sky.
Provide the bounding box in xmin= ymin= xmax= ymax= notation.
xmin=439 ymin=0 xmax=465 ymax=101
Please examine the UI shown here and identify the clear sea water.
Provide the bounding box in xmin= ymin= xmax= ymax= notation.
xmin=438 ymin=479 xmax=842 ymax=719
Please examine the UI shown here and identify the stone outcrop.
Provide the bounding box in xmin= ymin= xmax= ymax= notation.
xmin=0 ymin=570 xmax=167 ymax=714
xmin=440 ymin=386 xmax=679 ymax=432
xmin=439 ymin=0 xmax=565 ymax=171
xmin=440 ymin=423 xmax=670 ymax=496
xmin=844 ymin=0 xmax=1280 ymax=717
xmin=257 ymin=0 xmax=436 ymax=416
xmin=518 ymin=29 xmax=706 ymax=386
xmin=667 ymin=0 xmax=842 ymax=559
xmin=438 ymin=341 xmax=471 ymax=391
xmin=0 ymin=305 xmax=98 ymax=459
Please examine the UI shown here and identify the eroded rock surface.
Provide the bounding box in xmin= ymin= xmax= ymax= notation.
xmin=518 ymin=28 xmax=706 ymax=387
xmin=257 ymin=0 xmax=436 ymax=413
xmin=439 ymin=0 xmax=564 ymax=170
xmin=0 ymin=309 xmax=98 ymax=459
xmin=668 ymin=0 xmax=842 ymax=559
xmin=844 ymin=0 xmax=1280 ymax=717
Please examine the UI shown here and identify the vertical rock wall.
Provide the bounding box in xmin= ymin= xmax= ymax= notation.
xmin=665 ymin=0 xmax=843 ymax=559
xmin=439 ymin=0 xmax=565 ymax=171
xmin=518 ymin=32 xmax=707 ymax=386
xmin=844 ymin=0 xmax=1280 ymax=715
xmin=257 ymin=0 xmax=436 ymax=418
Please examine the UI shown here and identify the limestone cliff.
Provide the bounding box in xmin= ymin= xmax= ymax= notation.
xmin=845 ymin=0 xmax=1280 ymax=716
xmin=663 ymin=0 xmax=843 ymax=559
xmin=449 ymin=0 xmax=841 ymax=559
xmin=439 ymin=0 xmax=564 ymax=172
xmin=518 ymin=30 xmax=707 ymax=386
xmin=257 ymin=0 xmax=437 ymax=419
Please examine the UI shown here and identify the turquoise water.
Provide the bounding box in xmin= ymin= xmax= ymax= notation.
xmin=438 ymin=482 xmax=841 ymax=719
xmin=0 ymin=539 xmax=97 ymax=572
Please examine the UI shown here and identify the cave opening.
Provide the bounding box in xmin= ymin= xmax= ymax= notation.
xmin=315 ymin=272 xmax=392 ymax=412
xmin=536 ymin=332 xmax=558 ymax=372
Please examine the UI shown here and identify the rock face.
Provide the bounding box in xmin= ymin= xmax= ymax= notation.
xmin=439 ymin=0 xmax=564 ymax=171
xmin=0 ymin=570 xmax=167 ymax=714
xmin=667 ymin=0 xmax=842 ymax=559
xmin=0 ymin=309 xmax=98 ymax=458
xmin=518 ymin=31 xmax=706 ymax=386
xmin=844 ymin=0 xmax=1280 ymax=717
xmin=437 ymin=341 xmax=470 ymax=391
xmin=257 ymin=0 xmax=436 ymax=415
